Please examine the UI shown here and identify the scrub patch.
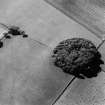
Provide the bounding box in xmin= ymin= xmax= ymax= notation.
xmin=0 ymin=25 xmax=28 ymax=48
xmin=52 ymin=38 xmax=104 ymax=79
xmin=8 ymin=26 xmax=28 ymax=38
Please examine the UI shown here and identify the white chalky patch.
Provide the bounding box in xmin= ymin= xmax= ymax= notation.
xmin=0 ymin=27 xmax=7 ymax=39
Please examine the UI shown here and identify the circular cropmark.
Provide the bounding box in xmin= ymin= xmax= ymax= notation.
xmin=52 ymin=38 xmax=104 ymax=79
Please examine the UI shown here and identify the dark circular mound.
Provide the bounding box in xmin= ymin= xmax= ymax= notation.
xmin=52 ymin=38 xmax=104 ymax=79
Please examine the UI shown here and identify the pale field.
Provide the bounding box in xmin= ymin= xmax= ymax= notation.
xmin=0 ymin=0 xmax=104 ymax=105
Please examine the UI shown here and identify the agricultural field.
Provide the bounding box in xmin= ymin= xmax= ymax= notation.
xmin=0 ymin=0 xmax=104 ymax=105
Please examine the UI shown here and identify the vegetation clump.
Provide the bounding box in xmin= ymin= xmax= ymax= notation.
xmin=52 ymin=38 xmax=104 ymax=79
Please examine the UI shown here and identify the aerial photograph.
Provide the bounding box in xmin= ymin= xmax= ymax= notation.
xmin=0 ymin=0 xmax=105 ymax=105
